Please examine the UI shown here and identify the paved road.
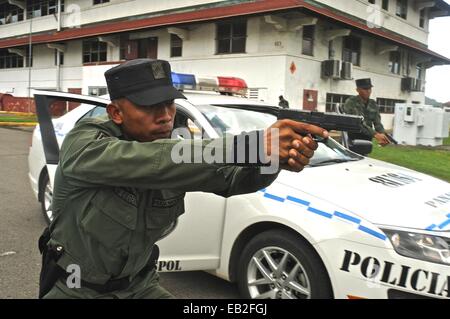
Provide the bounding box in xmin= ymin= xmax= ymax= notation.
xmin=0 ymin=127 xmax=45 ymax=298
xmin=0 ymin=127 xmax=240 ymax=299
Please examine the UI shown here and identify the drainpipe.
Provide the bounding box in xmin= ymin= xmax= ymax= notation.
xmin=57 ymin=0 xmax=62 ymax=32
xmin=28 ymin=13 xmax=32 ymax=113
xmin=56 ymin=0 xmax=62 ymax=91
xmin=56 ymin=51 xmax=61 ymax=91
xmin=48 ymin=44 xmax=66 ymax=92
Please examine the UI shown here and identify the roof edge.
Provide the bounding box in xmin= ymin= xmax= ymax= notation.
xmin=0 ymin=0 xmax=447 ymax=64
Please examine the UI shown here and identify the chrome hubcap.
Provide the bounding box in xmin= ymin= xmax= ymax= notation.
xmin=247 ymin=247 xmax=311 ymax=299
xmin=44 ymin=181 xmax=53 ymax=222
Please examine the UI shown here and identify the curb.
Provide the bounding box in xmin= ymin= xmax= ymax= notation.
xmin=0 ymin=111 xmax=35 ymax=116
xmin=0 ymin=122 xmax=37 ymax=127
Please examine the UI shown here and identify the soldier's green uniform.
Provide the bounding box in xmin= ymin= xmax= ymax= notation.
xmin=39 ymin=59 xmax=280 ymax=299
xmin=42 ymin=117 xmax=279 ymax=299
xmin=343 ymin=96 xmax=385 ymax=138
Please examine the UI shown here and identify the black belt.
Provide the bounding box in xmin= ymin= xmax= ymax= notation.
xmin=61 ymin=245 xmax=159 ymax=294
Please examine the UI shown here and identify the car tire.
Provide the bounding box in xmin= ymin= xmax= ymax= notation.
xmin=237 ymin=229 xmax=333 ymax=299
xmin=39 ymin=171 xmax=53 ymax=225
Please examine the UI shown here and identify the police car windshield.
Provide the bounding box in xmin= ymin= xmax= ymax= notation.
xmin=197 ymin=104 xmax=362 ymax=166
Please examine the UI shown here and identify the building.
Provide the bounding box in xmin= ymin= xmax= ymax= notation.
xmin=0 ymin=0 xmax=449 ymax=128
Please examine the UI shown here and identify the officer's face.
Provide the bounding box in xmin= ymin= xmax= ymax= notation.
xmin=357 ymin=88 xmax=372 ymax=101
xmin=108 ymin=98 xmax=176 ymax=142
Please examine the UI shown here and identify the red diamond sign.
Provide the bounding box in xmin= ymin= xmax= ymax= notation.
xmin=290 ymin=62 xmax=297 ymax=74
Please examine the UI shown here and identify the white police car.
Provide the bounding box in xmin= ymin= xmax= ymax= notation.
xmin=28 ymin=73 xmax=450 ymax=299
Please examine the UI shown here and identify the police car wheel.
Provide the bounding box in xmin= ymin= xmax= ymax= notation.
xmin=39 ymin=171 xmax=54 ymax=225
xmin=237 ymin=230 xmax=333 ymax=299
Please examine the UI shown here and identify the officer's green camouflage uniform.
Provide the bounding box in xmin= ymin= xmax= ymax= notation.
xmin=343 ymin=96 xmax=385 ymax=138
xmin=43 ymin=117 xmax=279 ymax=299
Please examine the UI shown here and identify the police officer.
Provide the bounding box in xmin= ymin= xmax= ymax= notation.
xmin=278 ymin=95 xmax=289 ymax=109
xmin=343 ymin=78 xmax=390 ymax=146
xmin=38 ymin=59 xmax=328 ymax=299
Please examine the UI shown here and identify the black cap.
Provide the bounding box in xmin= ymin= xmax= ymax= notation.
xmin=355 ymin=78 xmax=373 ymax=89
xmin=105 ymin=59 xmax=186 ymax=106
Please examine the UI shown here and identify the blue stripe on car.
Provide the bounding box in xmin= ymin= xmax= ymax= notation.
xmin=258 ymin=189 xmax=386 ymax=241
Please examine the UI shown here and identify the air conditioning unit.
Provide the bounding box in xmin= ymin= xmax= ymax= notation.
xmin=401 ymin=77 xmax=416 ymax=92
xmin=341 ymin=61 xmax=353 ymax=80
xmin=321 ymin=60 xmax=341 ymax=79
xmin=414 ymin=79 xmax=424 ymax=92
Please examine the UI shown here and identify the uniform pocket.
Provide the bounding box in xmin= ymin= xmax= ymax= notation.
xmin=81 ymin=189 xmax=138 ymax=255
xmin=145 ymin=191 xmax=185 ymax=241
xmin=366 ymin=109 xmax=379 ymax=120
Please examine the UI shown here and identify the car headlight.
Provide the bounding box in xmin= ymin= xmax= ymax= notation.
xmin=382 ymin=229 xmax=450 ymax=266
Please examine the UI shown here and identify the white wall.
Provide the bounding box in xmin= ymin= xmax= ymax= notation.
xmin=0 ymin=0 xmax=228 ymax=38
xmin=0 ymin=12 xmax=426 ymax=132
xmin=0 ymin=0 xmax=432 ymax=44
xmin=315 ymin=0 xmax=430 ymax=44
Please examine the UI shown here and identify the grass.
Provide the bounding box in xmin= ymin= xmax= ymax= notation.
xmin=0 ymin=114 xmax=37 ymax=123
xmin=369 ymin=141 xmax=450 ymax=183
xmin=444 ymin=135 xmax=450 ymax=146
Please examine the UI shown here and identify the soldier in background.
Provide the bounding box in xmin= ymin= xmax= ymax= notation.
xmin=278 ymin=95 xmax=290 ymax=109
xmin=343 ymin=78 xmax=390 ymax=146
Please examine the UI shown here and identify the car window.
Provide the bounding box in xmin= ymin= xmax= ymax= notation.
xmin=78 ymin=106 xmax=107 ymax=122
xmin=196 ymin=104 xmax=276 ymax=135
xmin=173 ymin=109 xmax=204 ymax=140
xmin=196 ymin=104 xmax=362 ymax=166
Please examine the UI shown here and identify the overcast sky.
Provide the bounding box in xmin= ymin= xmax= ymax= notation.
xmin=426 ymin=3 xmax=450 ymax=103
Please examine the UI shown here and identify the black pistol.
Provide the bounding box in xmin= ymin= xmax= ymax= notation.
xmin=277 ymin=109 xmax=364 ymax=134
xmin=385 ymin=133 xmax=398 ymax=145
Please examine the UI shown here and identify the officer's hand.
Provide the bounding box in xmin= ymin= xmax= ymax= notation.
xmin=375 ymin=133 xmax=390 ymax=146
xmin=264 ymin=120 xmax=329 ymax=172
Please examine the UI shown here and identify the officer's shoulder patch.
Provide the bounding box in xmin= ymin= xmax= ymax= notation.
xmin=95 ymin=131 xmax=110 ymax=140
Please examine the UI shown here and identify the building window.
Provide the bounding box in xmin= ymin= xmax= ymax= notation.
xmin=0 ymin=49 xmax=25 ymax=69
xmin=170 ymin=34 xmax=183 ymax=58
xmin=83 ymin=39 xmax=107 ymax=63
xmin=216 ymin=20 xmax=247 ymax=54
xmin=396 ymin=0 xmax=408 ymax=19
xmin=120 ymin=36 xmax=158 ymax=60
xmin=419 ymin=9 xmax=426 ymax=28
xmin=93 ymin=0 xmax=110 ymax=4
xmin=0 ymin=3 xmax=24 ymax=25
xmin=382 ymin=0 xmax=389 ymax=10
xmin=389 ymin=51 xmax=401 ymax=74
xmin=27 ymin=0 xmax=65 ymax=18
xmin=26 ymin=47 xmax=33 ymax=67
xmin=342 ymin=36 xmax=361 ymax=66
xmin=302 ymin=25 xmax=315 ymax=56
xmin=54 ymin=50 xmax=64 ymax=65
xmin=377 ymin=98 xmax=406 ymax=114
xmin=88 ymin=87 xmax=108 ymax=96
xmin=416 ymin=63 xmax=425 ymax=79
xmin=368 ymin=0 xmax=375 ymax=4
xmin=326 ymin=93 xmax=352 ymax=113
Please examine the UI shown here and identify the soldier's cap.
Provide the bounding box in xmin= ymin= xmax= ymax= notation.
xmin=105 ymin=59 xmax=186 ymax=106
xmin=355 ymin=78 xmax=374 ymax=89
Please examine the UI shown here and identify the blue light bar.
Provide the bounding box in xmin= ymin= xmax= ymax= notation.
xmin=171 ymin=72 xmax=196 ymax=90
xmin=171 ymin=72 xmax=248 ymax=96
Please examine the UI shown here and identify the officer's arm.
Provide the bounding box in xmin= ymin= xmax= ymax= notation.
xmin=373 ymin=110 xmax=386 ymax=134
xmin=59 ymin=122 xmax=270 ymax=192
xmin=213 ymin=166 xmax=279 ymax=198
xmin=343 ymin=99 xmax=375 ymax=137
xmin=342 ymin=98 xmax=355 ymax=115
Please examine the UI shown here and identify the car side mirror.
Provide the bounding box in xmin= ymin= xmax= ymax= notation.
xmin=349 ymin=139 xmax=373 ymax=156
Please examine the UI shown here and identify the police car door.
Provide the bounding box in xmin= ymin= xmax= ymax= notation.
xmin=34 ymin=91 xmax=109 ymax=194
xmin=156 ymin=107 xmax=228 ymax=273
